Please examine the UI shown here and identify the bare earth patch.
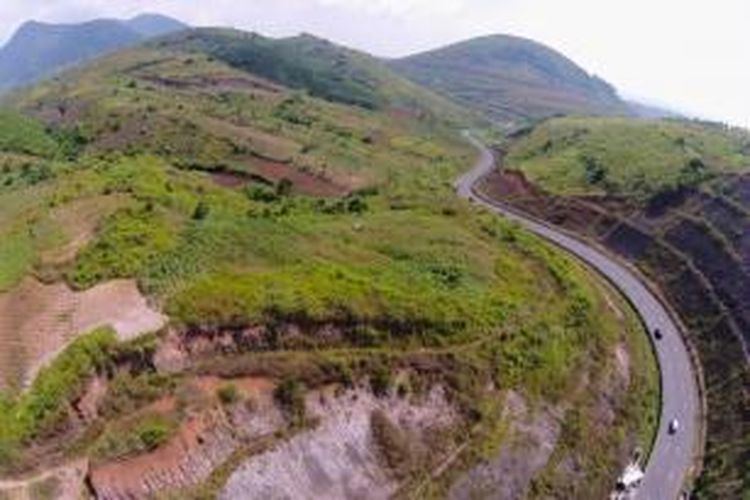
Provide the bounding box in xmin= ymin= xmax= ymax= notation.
xmin=0 ymin=278 xmax=166 ymax=390
xmin=89 ymin=376 xmax=282 ymax=499
xmin=0 ymin=459 xmax=88 ymax=500
xmin=220 ymin=386 xmax=455 ymax=500
xmin=249 ymin=158 xmax=349 ymax=197
xmin=448 ymin=391 xmax=563 ymax=500
xmin=38 ymin=195 xmax=128 ymax=266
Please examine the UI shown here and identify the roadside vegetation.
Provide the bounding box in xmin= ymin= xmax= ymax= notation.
xmin=507 ymin=116 xmax=750 ymax=201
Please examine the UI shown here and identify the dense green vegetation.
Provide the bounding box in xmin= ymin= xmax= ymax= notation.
xmin=507 ymin=116 xmax=750 ymax=200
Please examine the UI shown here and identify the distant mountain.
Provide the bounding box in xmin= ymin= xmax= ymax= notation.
xmin=0 ymin=14 xmax=187 ymax=90
xmin=125 ymin=13 xmax=188 ymax=38
xmin=627 ymin=100 xmax=684 ymax=119
xmin=390 ymin=34 xmax=631 ymax=124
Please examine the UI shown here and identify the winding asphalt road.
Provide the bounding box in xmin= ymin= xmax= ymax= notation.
xmin=456 ymin=134 xmax=701 ymax=500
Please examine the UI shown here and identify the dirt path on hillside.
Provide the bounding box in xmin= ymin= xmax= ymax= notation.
xmin=0 ymin=278 xmax=166 ymax=390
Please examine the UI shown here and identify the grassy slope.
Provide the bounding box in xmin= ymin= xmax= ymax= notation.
xmin=0 ymin=35 xmax=657 ymax=494
xmin=507 ymin=116 xmax=750 ymax=199
xmin=152 ymin=28 xmax=476 ymax=123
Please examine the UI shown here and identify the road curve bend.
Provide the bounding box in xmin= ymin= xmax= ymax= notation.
xmin=457 ymin=133 xmax=701 ymax=500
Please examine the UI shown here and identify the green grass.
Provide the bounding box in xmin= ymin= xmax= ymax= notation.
xmin=507 ymin=117 xmax=750 ymax=200
xmin=0 ymin=109 xmax=59 ymax=158
xmin=0 ymin=229 xmax=33 ymax=291
xmin=69 ymin=205 xmax=179 ymax=289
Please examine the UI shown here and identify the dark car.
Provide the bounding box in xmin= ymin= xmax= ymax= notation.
xmin=668 ymin=419 xmax=680 ymax=435
xmin=654 ymin=328 xmax=663 ymax=340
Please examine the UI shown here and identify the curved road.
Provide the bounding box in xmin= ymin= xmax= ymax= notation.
xmin=457 ymin=134 xmax=701 ymax=500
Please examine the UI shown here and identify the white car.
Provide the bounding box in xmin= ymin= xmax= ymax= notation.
xmin=668 ymin=419 xmax=680 ymax=434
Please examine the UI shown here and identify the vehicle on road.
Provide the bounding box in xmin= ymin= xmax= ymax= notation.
xmin=654 ymin=328 xmax=663 ymax=340
xmin=669 ymin=419 xmax=680 ymax=435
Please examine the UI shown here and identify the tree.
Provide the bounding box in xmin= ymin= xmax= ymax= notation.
xmin=582 ymin=155 xmax=606 ymax=185
xmin=192 ymin=201 xmax=210 ymax=220
xmin=276 ymin=178 xmax=294 ymax=197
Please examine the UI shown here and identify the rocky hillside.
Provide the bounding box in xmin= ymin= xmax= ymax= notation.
xmin=0 ymin=14 xmax=187 ymax=91
xmin=390 ymin=34 xmax=631 ymax=124
xmin=481 ymin=116 xmax=750 ymax=498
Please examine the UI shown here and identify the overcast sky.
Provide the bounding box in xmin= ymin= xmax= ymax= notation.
xmin=0 ymin=0 xmax=747 ymax=127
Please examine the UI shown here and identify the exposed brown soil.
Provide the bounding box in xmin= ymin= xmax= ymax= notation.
xmin=207 ymin=160 xmax=349 ymax=197
xmin=249 ymin=158 xmax=348 ymax=196
xmin=89 ymin=376 xmax=283 ymax=499
xmin=0 ymin=278 xmax=166 ymax=390
xmin=0 ymin=459 xmax=88 ymax=500
xmin=210 ymin=171 xmax=250 ymax=188
xmin=91 ymin=409 xmax=237 ymax=498
xmin=139 ymin=74 xmax=283 ymax=95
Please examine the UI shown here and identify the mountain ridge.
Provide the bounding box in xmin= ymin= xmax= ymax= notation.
xmin=0 ymin=13 xmax=188 ymax=91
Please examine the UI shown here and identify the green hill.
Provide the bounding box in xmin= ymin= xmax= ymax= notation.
xmin=154 ymin=28 xmax=474 ymax=122
xmin=390 ymin=34 xmax=630 ymax=124
xmin=0 ymin=29 xmax=656 ymax=499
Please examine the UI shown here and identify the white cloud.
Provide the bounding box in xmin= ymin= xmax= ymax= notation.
xmin=0 ymin=0 xmax=747 ymax=127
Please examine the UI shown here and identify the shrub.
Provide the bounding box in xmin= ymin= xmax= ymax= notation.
xmin=276 ymin=178 xmax=294 ymax=197
xmin=100 ymin=372 xmax=176 ymax=418
xmin=92 ymin=413 xmax=177 ymax=461
xmin=582 ymin=155 xmax=607 ymax=185
xmin=139 ymin=420 xmax=171 ymax=450
xmin=192 ymin=200 xmax=211 ymax=220
xmin=217 ymin=383 xmax=240 ymax=405
xmin=370 ymin=363 xmax=392 ymax=397
xmin=246 ymin=185 xmax=279 ymax=203
xmin=370 ymin=410 xmax=412 ymax=476
xmin=273 ymin=378 xmax=306 ymax=425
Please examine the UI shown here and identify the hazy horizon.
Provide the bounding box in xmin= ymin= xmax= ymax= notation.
xmin=0 ymin=0 xmax=747 ymax=127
